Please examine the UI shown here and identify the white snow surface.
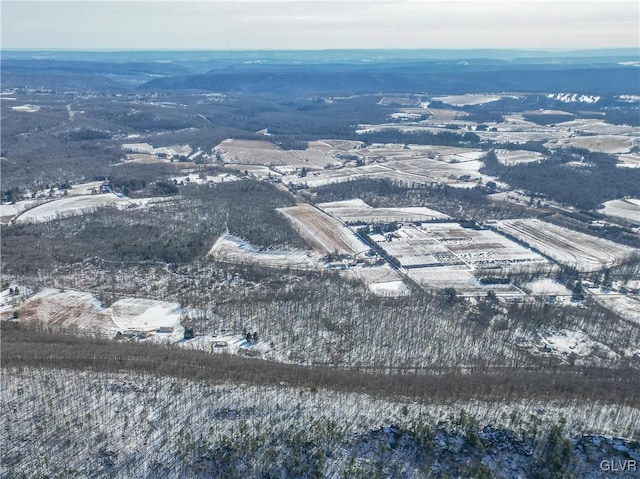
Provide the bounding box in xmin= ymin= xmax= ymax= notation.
xmin=12 ymin=194 xmax=174 ymax=224
xmin=208 ymin=233 xmax=319 ymax=270
xmin=526 ymin=279 xmax=573 ymax=296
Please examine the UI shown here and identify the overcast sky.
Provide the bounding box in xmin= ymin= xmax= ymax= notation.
xmin=1 ymin=0 xmax=638 ymax=50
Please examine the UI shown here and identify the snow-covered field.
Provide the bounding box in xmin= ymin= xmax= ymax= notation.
xmin=525 ymin=279 xmax=573 ymax=297
xmin=208 ymin=234 xmax=319 ymax=270
xmin=0 ymin=199 xmax=38 ymax=224
xmin=169 ymin=172 xmax=240 ymax=185
xmin=545 ymin=135 xmax=635 ymax=154
xmin=12 ymin=194 xmax=131 ymax=224
xmin=493 ymin=219 xmax=637 ymax=272
xmin=317 ymin=198 xmax=450 ymax=224
xmin=367 ymin=223 xmax=548 ymax=296
xmin=122 ymin=142 xmax=192 ymax=157
xmin=599 ymin=198 xmax=640 ymax=224
xmin=431 ymin=94 xmax=508 ymax=106
xmin=341 ymin=264 xmax=410 ymax=297
xmin=589 ymin=293 xmax=640 ymax=325
xmin=15 ymin=288 xmax=119 ymax=336
xmin=12 ymin=288 xmax=184 ymax=339
xmin=10 ymin=104 xmax=40 ymax=112
xmin=213 ymin=139 xmax=344 ymax=170
xmin=223 ymin=163 xmax=283 ymax=178
xmin=375 ymin=223 xmax=547 ymax=271
xmin=11 ymin=194 xmax=174 ymax=224
xmin=110 ymin=297 xmax=183 ymax=339
xmin=494 ymin=149 xmax=547 ymax=166
xmin=284 ymin=153 xmax=499 ymax=190
xmin=278 ymin=204 xmax=367 ymax=256
xmin=617 ymin=153 xmax=640 ymax=168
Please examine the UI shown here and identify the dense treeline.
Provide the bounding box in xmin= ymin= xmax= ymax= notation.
xmin=358 ymin=129 xmax=481 ymax=147
xmin=481 ymin=149 xmax=640 ymax=210
xmin=310 ymin=178 xmax=527 ymax=219
xmin=1 ymin=180 xmax=304 ymax=274
xmin=4 ymin=365 xmax=637 ymax=478
xmin=2 ymin=322 xmax=638 ymax=405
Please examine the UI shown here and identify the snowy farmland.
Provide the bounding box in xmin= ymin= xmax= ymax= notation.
xmin=369 ymin=223 xmax=548 ymax=296
xmin=213 ymin=139 xmax=346 ymax=171
xmin=169 ymin=172 xmax=240 ymax=185
xmin=14 ymin=289 xmax=119 ymax=336
xmin=11 ymin=194 xmax=174 ymax=224
xmin=493 ymin=219 xmax=638 ymax=272
xmin=373 ymin=223 xmax=547 ymax=271
xmin=122 ymin=142 xmax=192 ymax=158
xmin=208 ymin=233 xmax=319 ymax=270
xmin=431 ymin=94 xmax=509 ymax=106
xmin=545 ymin=135 xmax=636 ymax=154
xmin=283 ymin=150 xmax=499 ymax=189
xmin=278 ymin=204 xmax=367 ymax=256
xmin=599 ymin=198 xmax=640 ymax=225
xmin=340 ymin=264 xmax=411 ymax=297
xmin=494 ymin=149 xmax=547 ymax=166
xmin=13 ymin=288 xmax=184 ymax=340
xmin=111 ymin=297 xmax=184 ymax=340
xmin=317 ymin=199 xmax=450 ymax=224
xmin=589 ymin=293 xmax=640 ymax=325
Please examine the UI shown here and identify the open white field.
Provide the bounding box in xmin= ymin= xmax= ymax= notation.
xmin=208 ymin=234 xmax=319 ymax=270
xmin=317 ymin=199 xmax=450 ymax=224
xmin=495 ymin=149 xmax=547 ymax=166
xmin=371 ymin=227 xmax=454 ymax=268
xmin=420 ymin=223 xmax=548 ymax=269
xmin=16 ymin=289 xmax=119 ymax=336
xmin=419 ymin=107 xmax=466 ymax=121
xmin=431 ymin=94 xmax=511 ymax=106
xmin=0 ymin=200 xmax=38 ymax=224
xmin=618 ymin=154 xmax=640 ymax=168
xmin=122 ymin=143 xmax=192 ymax=157
xmin=13 ymin=194 xmax=131 ymax=224
xmin=120 ymin=153 xmax=170 ymax=164
xmin=552 ymin=119 xmax=640 ymax=137
xmin=358 ymin=144 xmax=485 ymax=163
xmin=599 ymin=198 xmax=640 ymax=224
xmin=374 ymin=224 xmax=547 ymax=272
xmin=525 ymin=279 xmax=573 ymax=297
xmin=285 ymin=151 xmax=500 ymax=189
xmin=170 ymin=172 xmax=240 ymax=185
xmin=283 ymin=164 xmax=391 ymax=188
xmin=405 ymin=266 xmax=486 ymax=296
xmin=368 ymin=223 xmax=545 ymax=296
xmin=382 ymin=158 xmax=499 ymax=188
xmin=12 ymin=194 xmax=174 ymax=224
xmin=65 ymin=181 xmax=105 ymax=196
xmin=378 ymin=96 xmax=420 ymax=107
xmin=590 ymin=293 xmax=640 ymax=325
xmin=545 ymin=135 xmax=635 ymax=154
xmin=213 ymin=139 xmax=345 ymax=170
xmin=493 ymin=219 xmax=638 ymax=272
xmin=10 ymin=104 xmax=40 ymax=112
xmin=278 ymin=204 xmax=367 ymax=256
xmin=110 ymin=298 xmax=184 ymax=339
xmin=341 ymin=264 xmax=410 ymax=297
xmin=13 ymin=289 xmax=185 ymax=339
xmin=223 ymin=164 xmax=283 ymax=178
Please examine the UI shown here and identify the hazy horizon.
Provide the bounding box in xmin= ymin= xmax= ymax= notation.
xmin=2 ymin=1 xmax=638 ymax=51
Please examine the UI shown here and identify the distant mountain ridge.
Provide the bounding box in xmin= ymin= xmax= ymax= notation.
xmin=139 ymin=65 xmax=640 ymax=96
